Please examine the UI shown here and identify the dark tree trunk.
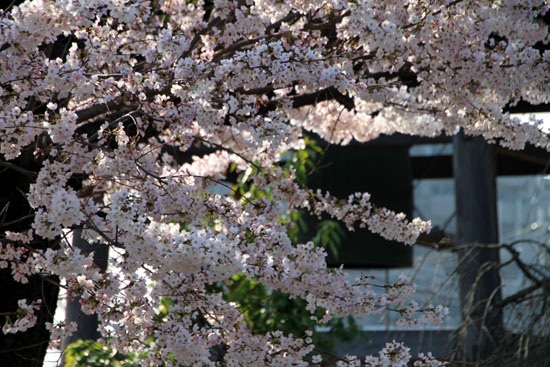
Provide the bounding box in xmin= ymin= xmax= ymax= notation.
xmin=1 ymin=1 xmax=68 ymax=364
xmin=0 ymin=248 xmax=59 ymax=367
xmin=0 ymin=150 xmax=59 ymax=367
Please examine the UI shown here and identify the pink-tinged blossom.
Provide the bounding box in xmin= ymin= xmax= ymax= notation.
xmin=45 ymin=321 xmax=78 ymax=349
xmin=2 ymin=0 xmax=549 ymax=366
xmin=2 ymin=299 xmax=41 ymax=335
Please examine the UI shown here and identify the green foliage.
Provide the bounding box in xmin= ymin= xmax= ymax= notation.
xmin=64 ymin=340 xmax=141 ymax=367
xmin=285 ymin=210 xmax=306 ymax=245
xmin=221 ymin=274 xmax=359 ymax=352
xmin=283 ymin=135 xmax=324 ymax=186
xmin=311 ymin=219 xmax=346 ymax=258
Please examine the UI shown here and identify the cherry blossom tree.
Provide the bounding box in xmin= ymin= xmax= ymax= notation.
xmin=1 ymin=0 xmax=549 ymax=366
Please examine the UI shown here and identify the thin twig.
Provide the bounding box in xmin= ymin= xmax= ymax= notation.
xmin=0 ymin=214 xmax=34 ymax=228
xmin=0 ymin=162 xmax=37 ymax=178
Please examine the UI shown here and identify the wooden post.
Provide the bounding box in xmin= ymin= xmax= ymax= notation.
xmin=453 ymin=132 xmax=504 ymax=364
xmin=63 ymin=229 xmax=109 ymax=346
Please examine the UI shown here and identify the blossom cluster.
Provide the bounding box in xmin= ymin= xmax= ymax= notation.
xmin=395 ymin=301 xmax=449 ymax=329
xmin=0 ymin=238 xmax=33 ymax=283
xmin=1 ymin=299 xmax=42 ymax=335
xmin=45 ymin=321 xmax=78 ymax=349
xmin=335 ymin=341 xmax=447 ymax=367
xmin=1 ymin=0 xmax=550 ymax=366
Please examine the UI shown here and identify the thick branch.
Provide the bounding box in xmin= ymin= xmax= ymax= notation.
xmin=291 ymin=86 xmax=355 ymax=110
xmin=76 ymin=100 xmax=123 ymax=124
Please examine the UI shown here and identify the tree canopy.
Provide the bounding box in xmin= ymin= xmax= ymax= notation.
xmin=1 ymin=0 xmax=549 ymax=366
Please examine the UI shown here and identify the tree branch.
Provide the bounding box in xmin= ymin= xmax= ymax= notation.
xmin=0 ymin=162 xmax=37 ymax=178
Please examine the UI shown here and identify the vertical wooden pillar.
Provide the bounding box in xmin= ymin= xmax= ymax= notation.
xmin=63 ymin=229 xmax=109 ymax=346
xmin=453 ymin=132 xmax=504 ymax=363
